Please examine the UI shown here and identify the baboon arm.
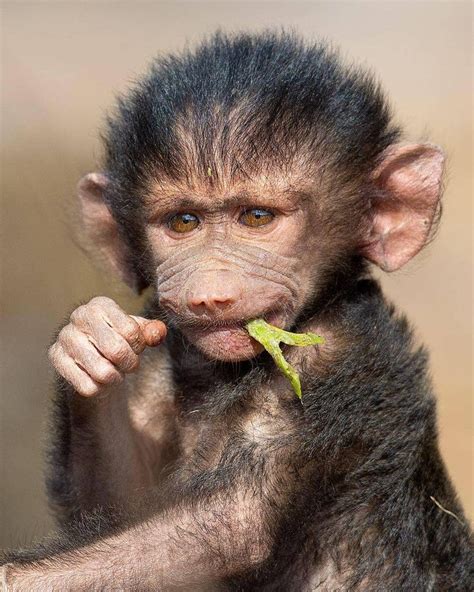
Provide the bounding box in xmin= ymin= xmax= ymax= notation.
xmin=2 ymin=487 xmax=269 ymax=591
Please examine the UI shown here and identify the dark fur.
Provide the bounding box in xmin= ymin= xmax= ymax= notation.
xmin=4 ymin=280 xmax=473 ymax=590
xmin=2 ymin=31 xmax=472 ymax=591
xmin=165 ymin=279 xmax=474 ymax=590
xmin=102 ymin=31 xmax=400 ymax=289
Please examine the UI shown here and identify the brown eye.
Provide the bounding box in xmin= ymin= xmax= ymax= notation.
xmin=168 ymin=213 xmax=199 ymax=233
xmin=239 ymin=208 xmax=274 ymax=228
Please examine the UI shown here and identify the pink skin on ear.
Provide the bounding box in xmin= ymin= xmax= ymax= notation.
xmin=77 ymin=173 xmax=141 ymax=292
xmin=361 ymin=144 xmax=445 ymax=272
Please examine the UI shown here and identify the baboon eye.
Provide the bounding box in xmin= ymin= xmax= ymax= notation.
xmin=168 ymin=213 xmax=199 ymax=233
xmin=239 ymin=208 xmax=274 ymax=228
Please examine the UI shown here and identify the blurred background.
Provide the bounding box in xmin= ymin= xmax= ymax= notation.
xmin=1 ymin=1 xmax=472 ymax=549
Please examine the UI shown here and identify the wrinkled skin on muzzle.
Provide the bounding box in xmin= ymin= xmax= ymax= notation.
xmin=156 ymin=242 xmax=303 ymax=361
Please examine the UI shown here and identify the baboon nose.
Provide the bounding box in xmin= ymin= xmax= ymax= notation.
xmin=187 ymin=292 xmax=237 ymax=313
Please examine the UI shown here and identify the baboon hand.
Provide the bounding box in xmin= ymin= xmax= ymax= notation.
xmin=48 ymin=296 xmax=166 ymax=396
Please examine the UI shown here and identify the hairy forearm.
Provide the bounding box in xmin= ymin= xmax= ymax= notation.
xmin=3 ymin=489 xmax=269 ymax=591
xmin=46 ymin=300 xmax=172 ymax=515
xmin=49 ymin=378 xmax=156 ymax=514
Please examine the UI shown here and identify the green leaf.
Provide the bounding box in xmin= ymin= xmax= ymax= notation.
xmin=246 ymin=318 xmax=324 ymax=399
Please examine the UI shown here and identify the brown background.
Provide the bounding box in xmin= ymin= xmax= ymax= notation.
xmin=1 ymin=1 xmax=472 ymax=549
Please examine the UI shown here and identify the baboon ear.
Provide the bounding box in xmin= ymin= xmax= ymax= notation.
xmin=77 ymin=173 xmax=144 ymax=292
xmin=361 ymin=144 xmax=444 ymax=271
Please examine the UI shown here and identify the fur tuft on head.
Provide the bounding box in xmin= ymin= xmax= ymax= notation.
xmin=102 ymin=31 xmax=400 ymax=218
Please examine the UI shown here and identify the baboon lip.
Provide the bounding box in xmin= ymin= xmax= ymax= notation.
xmin=181 ymin=309 xmax=283 ymax=333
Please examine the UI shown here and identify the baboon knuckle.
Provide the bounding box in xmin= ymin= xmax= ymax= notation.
xmin=90 ymin=296 xmax=115 ymax=309
xmin=70 ymin=305 xmax=86 ymax=324
xmin=109 ymin=343 xmax=130 ymax=363
xmin=122 ymin=323 xmax=141 ymax=343
xmin=57 ymin=326 xmax=71 ymax=345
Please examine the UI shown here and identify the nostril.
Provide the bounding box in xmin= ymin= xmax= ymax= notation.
xmin=213 ymin=295 xmax=234 ymax=304
xmin=188 ymin=294 xmax=236 ymax=312
xmin=212 ymin=297 xmax=234 ymax=310
xmin=188 ymin=298 xmax=207 ymax=311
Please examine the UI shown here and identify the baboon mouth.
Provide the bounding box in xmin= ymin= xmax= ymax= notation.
xmin=179 ymin=309 xmax=283 ymax=333
xmin=178 ymin=309 xmax=287 ymax=362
